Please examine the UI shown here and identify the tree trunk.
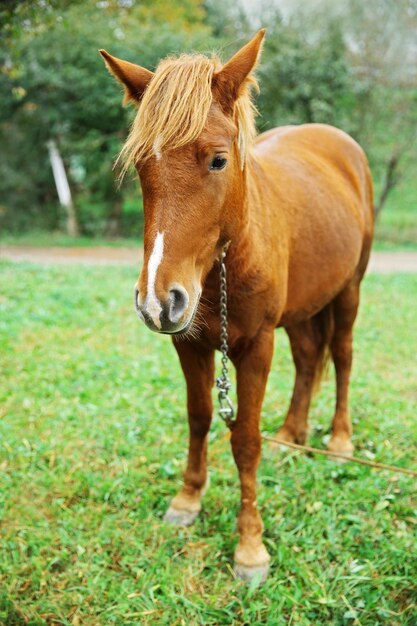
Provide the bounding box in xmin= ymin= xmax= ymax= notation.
xmin=374 ymin=151 xmax=402 ymax=219
xmin=47 ymin=139 xmax=80 ymax=236
xmin=106 ymin=196 xmax=123 ymax=237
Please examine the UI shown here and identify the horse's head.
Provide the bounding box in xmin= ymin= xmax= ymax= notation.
xmin=100 ymin=31 xmax=265 ymax=334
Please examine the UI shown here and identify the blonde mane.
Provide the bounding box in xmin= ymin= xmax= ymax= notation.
xmin=117 ymin=52 xmax=258 ymax=177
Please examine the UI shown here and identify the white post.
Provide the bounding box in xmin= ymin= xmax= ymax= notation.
xmin=47 ymin=139 xmax=79 ymax=236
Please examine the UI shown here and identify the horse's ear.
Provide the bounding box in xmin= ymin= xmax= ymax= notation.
xmin=99 ymin=50 xmax=154 ymax=105
xmin=213 ymin=29 xmax=266 ymax=111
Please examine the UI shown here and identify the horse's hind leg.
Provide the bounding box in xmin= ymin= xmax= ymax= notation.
xmin=327 ymin=282 xmax=360 ymax=456
xmin=275 ymin=317 xmax=325 ymax=446
xmin=164 ymin=341 xmax=214 ymax=526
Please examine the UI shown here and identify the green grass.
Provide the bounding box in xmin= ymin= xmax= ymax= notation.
xmin=0 ymin=232 xmax=141 ymax=248
xmin=375 ymin=184 xmax=417 ymax=249
xmin=371 ymin=240 xmax=417 ymax=252
xmin=373 ymin=166 xmax=417 ymax=249
xmin=0 ymin=262 xmax=416 ymax=625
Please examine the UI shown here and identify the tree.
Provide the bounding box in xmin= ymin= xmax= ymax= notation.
xmin=0 ymin=0 xmax=213 ymax=235
xmin=276 ymin=0 xmax=417 ymax=214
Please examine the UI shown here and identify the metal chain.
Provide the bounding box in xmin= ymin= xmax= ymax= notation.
xmin=216 ymin=248 xmax=235 ymax=430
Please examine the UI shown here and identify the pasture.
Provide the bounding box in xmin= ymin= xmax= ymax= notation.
xmin=0 ymin=261 xmax=416 ymax=625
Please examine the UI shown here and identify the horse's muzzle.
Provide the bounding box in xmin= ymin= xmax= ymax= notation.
xmin=134 ymin=285 xmax=194 ymax=334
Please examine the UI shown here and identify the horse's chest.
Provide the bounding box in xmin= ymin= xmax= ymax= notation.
xmin=199 ymin=282 xmax=276 ymax=350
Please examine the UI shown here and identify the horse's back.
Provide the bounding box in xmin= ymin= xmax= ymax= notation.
xmin=255 ymin=123 xmax=372 ymax=216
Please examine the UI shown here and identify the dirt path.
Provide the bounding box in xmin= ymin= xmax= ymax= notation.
xmin=1 ymin=245 xmax=417 ymax=273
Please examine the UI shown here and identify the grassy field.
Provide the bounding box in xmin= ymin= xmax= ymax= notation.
xmin=373 ymin=171 xmax=417 ymax=248
xmin=0 ymin=233 xmax=142 ymax=248
xmin=0 ymin=262 xmax=416 ymax=625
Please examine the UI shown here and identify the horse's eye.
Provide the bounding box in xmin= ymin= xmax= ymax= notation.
xmin=209 ymin=156 xmax=227 ymax=171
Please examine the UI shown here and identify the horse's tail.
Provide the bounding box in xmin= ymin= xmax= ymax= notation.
xmin=313 ymin=304 xmax=335 ymax=393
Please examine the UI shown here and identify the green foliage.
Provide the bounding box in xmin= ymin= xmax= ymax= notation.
xmin=0 ymin=262 xmax=416 ymax=623
xmin=258 ymin=19 xmax=350 ymax=129
xmin=0 ymin=0 xmax=213 ymax=234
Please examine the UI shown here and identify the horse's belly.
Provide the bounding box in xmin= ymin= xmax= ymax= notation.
xmin=279 ymin=214 xmax=363 ymax=326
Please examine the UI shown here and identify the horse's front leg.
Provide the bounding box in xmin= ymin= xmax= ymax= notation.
xmin=231 ymin=327 xmax=274 ymax=583
xmin=164 ymin=340 xmax=214 ymax=527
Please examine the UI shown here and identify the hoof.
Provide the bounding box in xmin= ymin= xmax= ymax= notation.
xmin=327 ymin=436 xmax=354 ymax=463
xmin=163 ymin=506 xmax=200 ymax=527
xmin=270 ymin=426 xmax=306 ymax=451
xmin=234 ymin=562 xmax=269 ymax=584
xmin=234 ymin=541 xmax=270 ymax=584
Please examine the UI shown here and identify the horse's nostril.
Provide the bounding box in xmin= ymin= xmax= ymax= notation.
xmin=134 ymin=287 xmax=142 ymax=312
xmin=134 ymin=286 xmax=146 ymax=322
xmin=169 ymin=286 xmax=189 ymax=323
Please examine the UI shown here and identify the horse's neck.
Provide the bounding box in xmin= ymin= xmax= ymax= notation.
xmin=225 ymin=162 xmax=267 ymax=281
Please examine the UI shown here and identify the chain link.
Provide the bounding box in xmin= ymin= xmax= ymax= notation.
xmin=216 ymin=248 xmax=235 ymax=430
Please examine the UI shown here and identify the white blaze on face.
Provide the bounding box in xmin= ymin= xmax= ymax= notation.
xmin=145 ymin=231 xmax=164 ymax=328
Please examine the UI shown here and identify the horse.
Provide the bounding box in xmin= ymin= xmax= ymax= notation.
xmin=100 ymin=29 xmax=374 ymax=583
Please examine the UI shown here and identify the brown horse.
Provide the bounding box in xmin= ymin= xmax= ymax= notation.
xmin=100 ymin=29 xmax=374 ymax=583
